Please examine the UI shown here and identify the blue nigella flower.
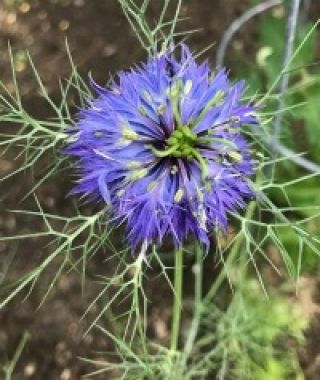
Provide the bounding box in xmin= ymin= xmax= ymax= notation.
xmin=66 ymin=44 xmax=256 ymax=255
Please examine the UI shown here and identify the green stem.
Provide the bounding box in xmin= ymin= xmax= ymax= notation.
xmin=170 ymin=246 xmax=184 ymax=352
xmin=184 ymin=243 xmax=203 ymax=357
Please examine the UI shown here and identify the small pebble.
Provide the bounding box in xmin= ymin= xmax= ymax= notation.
xmin=0 ymin=159 xmax=13 ymax=175
xmin=45 ymin=196 xmax=56 ymax=209
xmin=83 ymin=333 xmax=93 ymax=345
xmin=103 ymin=44 xmax=117 ymax=57
xmin=6 ymin=12 xmax=17 ymax=25
xmin=41 ymin=21 xmax=51 ymax=33
xmin=19 ymin=2 xmax=31 ymax=13
xmin=272 ymin=5 xmax=285 ymax=18
xmin=55 ymin=341 xmax=72 ymax=366
xmin=154 ymin=318 xmax=168 ymax=340
xmin=59 ymin=19 xmax=70 ymax=31
xmin=24 ymin=362 xmax=37 ymax=377
xmin=15 ymin=61 xmax=26 ymax=72
xmin=4 ymin=215 xmax=16 ymax=232
xmin=0 ymin=330 xmax=8 ymax=351
xmin=61 ymin=0 xmax=71 ymax=6
xmin=74 ymin=0 xmax=85 ymax=7
xmin=37 ymin=10 xmax=48 ymax=20
xmin=60 ymin=368 xmax=72 ymax=380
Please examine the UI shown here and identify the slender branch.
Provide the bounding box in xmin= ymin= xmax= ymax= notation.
xmin=215 ymin=0 xmax=283 ymax=68
xmin=274 ymin=0 xmax=301 ymax=144
xmin=251 ymin=124 xmax=320 ymax=173
xmin=3 ymin=332 xmax=30 ymax=380
xmin=267 ymin=137 xmax=320 ymax=173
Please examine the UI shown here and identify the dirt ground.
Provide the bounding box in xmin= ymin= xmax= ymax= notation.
xmin=0 ymin=1 xmax=320 ymax=379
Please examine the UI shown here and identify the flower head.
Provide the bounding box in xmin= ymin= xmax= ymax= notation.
xmin=66 ymin=44 xmax=256 ymax=253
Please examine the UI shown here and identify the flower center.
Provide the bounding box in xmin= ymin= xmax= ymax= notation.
xmin=150 ymin=125 xmax=209 ymax=181
xmin=166 ymin=126 xmax=197 ymax=160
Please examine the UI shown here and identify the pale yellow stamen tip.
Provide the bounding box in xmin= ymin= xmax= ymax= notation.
xmin=174 ymin=189 xmax=184 ymax=203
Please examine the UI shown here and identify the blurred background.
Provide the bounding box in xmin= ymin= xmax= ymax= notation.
xmin=0 ymin=0 xmax=320 ymax=379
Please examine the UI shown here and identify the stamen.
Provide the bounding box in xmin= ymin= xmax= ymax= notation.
xmin=138 ymin=106 xmax=147 ymax=116
xmin=157 ymin=104 xmax=166 ymax=115
xmin=93 ymin=131 xmax=105 ymax=137
xmin=126 ymin=161 xmax=143 ymax=169
xmin=184 ymin=80 xmax=193 ymax=96
xmin=174 ymin=188 xmax=184 ymax=203
xmin=142 ymin=90 xmax=152 ymax=102
xmin=170 ymin=165 xmax=178 ymax=175
xmin=122 ymin=127 xmax=138 ymax=141
xmin=228 ymin=151 xmax=242 ymax=162
xmin=147 ymin=180 xmax=158 ymax=191
xmin=130 ymin=168 xmax=149 ymax=181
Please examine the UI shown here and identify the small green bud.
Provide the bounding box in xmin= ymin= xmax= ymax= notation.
xmin=167 ymin=136 xmax=178 ymax=146
xmin=173 ymin=130 xmax=183 ymax=139
xmin=181 ymin=127 xmax=196 ymax=140
xmin=181 ymin=146 xmax=191 ymax=156
xmin=173 ymin=151 xmax=182 ymax=158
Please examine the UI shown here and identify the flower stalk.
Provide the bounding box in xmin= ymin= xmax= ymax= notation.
xmin=170 ymin=246 xmax=184 ymax=352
